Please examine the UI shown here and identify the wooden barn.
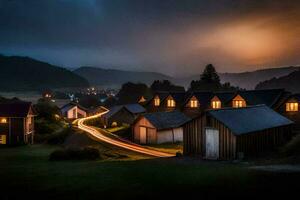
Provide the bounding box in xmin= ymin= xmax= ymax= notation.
xmin=133 ymin=111 xmax=190 ymax=144
xmin=0 ymin=101 xmax=36 ymax=145
xmin=101 ymin=104 xmax=146 ymax=127
xmin=183 ymin=105 xmax=294 ymax=160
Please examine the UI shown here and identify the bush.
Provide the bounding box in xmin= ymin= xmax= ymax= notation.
xmin=34 ymin=127 xmax=71 ymax=144
xmin=176 ymin=151 xmax=183 ymax=157
xmin=281 ymin=134 xmax=300 ymax=156
xmin=49 ymin=147 xmax=101 ymax=161
xmin=47 ymin=128 xmax=71 ymax=145
xmin=35 ymin=118 xmax=63 ymax=135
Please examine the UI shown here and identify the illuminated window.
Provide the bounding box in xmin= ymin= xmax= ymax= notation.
xmin=139 ymin=96 xmax=146 ymax=103
xmin=190 ymin=100 xmax=198 ymax=108
xmin=0 ymin=135 xmax=6 ymax=144
xmin=167 ymin=99 xmax=176 ymax=107
xmin=0 ymin=118 xmax=7 ymax=124
xmin=286 ymin=103 xmax=299 ymax=112
xmin=154 ymin=97 xmax=160 ymax=106
xmin=212 ymin=101 xmax=221 ymax=109
xmin=233 ymin=100 xmax=245 ymax=108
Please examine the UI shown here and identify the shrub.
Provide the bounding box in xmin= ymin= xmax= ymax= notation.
xmin=176 ymin=151 xmax=183 ymax=157
xmin=49 ymin=147 xmax=101 ymax=161
xmin=34 ymin=127 xmax=71 ymax=144
xmin=46 ymin=128 xmax=71 ymax=145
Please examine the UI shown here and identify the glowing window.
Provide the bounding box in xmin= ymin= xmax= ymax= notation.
xmin=0 ymin=118 xmax=7 ymax=124
xmin=190 ymin=100 xmax=198 ymax=108
xmin=233 ymin=100 xmax=245 ymax=108
xmin=286 ymin=103 xmax=298 ymax=112
xmin=212 ymin=101 xmax=221 ymax=109
xmin=154 ymin=98 xmax=160 ymax=106
xmin=0 ymin=135 xmax=6 ymax=144
xmin=167 ymin=99 xmax=176 ymax=107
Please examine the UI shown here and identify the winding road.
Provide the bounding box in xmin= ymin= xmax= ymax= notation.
xmin=77 ymin=110 xmax=174 ymax=158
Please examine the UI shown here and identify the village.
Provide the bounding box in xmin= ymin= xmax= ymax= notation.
xmin=1 ymin=64 xmax=300 ymax=198
xmin=2 ymin=0 xmax=300 ymax=199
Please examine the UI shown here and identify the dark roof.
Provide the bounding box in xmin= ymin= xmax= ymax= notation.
xmin=142 ymin=111 xmax=190 ymax=130
xmin=103 ymin=105 xmax=123 ymax=118
xmin=124 ymin=104 xmax=146 ymax=114
xmin=207 ymin=105 xmax=293 ymax=135
xmin=0 ymin=101 xmax=33 ymax=117
xmin=168 ymin=92 xmax=187 ymax=105
xmin=104 ymin=104 xmax=145 ymax=118
xmin=60 ymin=102 xmax=90 ymax=113
xmin=185 ymin=92 xmax=214 ymax=107
xmin=237 ymin=89 xmax=284 ymax=107
xmin=214 ymin=91 xmax=235 ymax=102
xmin=287 ymin=93 xmax=300 ymax=101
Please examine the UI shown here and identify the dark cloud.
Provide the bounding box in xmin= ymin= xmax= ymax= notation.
xmin=1 ymin=0 xmax=300 ymax=76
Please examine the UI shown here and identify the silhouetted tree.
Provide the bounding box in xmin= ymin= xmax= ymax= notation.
xmin=117 ymin=82 xmax=153 ymax=104
xmin=189 ymin=64 xmax=238 ymax=92
xmin=150 ymin=80 xmax=185 ymax=92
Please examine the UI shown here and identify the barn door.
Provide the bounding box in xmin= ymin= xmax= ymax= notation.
xmin=140 ymin=127 xmax=147 ymax=144
xmin=205 ymin=128 xmax=219 ymax=159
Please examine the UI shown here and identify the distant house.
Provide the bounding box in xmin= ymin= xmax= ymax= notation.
xmin=183 ymin=105 xmax=294 ymax=160
xmin=101 ymin=104 xmax=146 ymax=127
xmin=278 ymin=93 xmax=300 ymax=130
xmin=60 ymin=102 xmax=89 ymax=119
xmin=0 ymin=102 xmax=36 ymax=145
xmin=133 ymin=111 xmax=190 ymax=144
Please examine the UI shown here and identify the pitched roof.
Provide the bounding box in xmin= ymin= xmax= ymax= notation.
xmin=0 ymin=101 xmax=33 ymax=117
xmin=207 ymin=105 xmax=293 ymax=135
xmin=142 ymin=111 xmax=190 ymax=130
xmin=236 ymin=89 xmax=284 ymax=107
xmin=185 ymin=92 xmax=214 ymax=107
xmin=60 ymin=102 xmax=90 ymax=113
xmin=214 ymin=91 xmax=235 ymax=102
xmin=124 ymin=104 xmax=146 ymax=114
xmin=104 ymin=104 xmax=145 ymax=119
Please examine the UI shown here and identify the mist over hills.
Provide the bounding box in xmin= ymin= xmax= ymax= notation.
xmin=0 ymin=54 xmax=299 ymax=92
xmin=75 ymin=66 xmax=300 ymax=90
xmin=256 ymin=69 xmax=300 ymax=93
xmin=177 ymin=66 xmax=300 ymax=89
xmin=73 ymin=66 xmax=174 ymax=88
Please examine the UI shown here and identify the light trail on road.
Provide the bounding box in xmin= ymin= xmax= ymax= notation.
xmin=77 ymin=110 xmax=174 ymax=158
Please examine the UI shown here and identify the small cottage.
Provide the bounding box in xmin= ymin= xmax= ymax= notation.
xmin=60 ymin=102 xmax=88 ymax=119
xmin=102 ymin=104 xmax=146 ymax=127
xmin=183 ymin=105 xmax=294 ymax=160
xmin=133 ymin=111 xmax=190 ymax=144
xmin=0 ymin=101 xmax=36 ymax=145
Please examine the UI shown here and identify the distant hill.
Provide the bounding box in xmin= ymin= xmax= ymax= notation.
xmin=179 ymin=66 xmax=300 ymax=89
xmin=0 ymin=55 xmax=89 ymax=91
xmin=255 ymin=69 xmax=300 ymax=93
xmin=74 ymin=66 xmax=173 ymax=87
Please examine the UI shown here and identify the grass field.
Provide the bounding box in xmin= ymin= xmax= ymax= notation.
xmin=1 ymin=142 xmax=300 ymax=199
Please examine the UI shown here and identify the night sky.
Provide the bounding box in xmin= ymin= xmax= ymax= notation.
xmin=1 ymin=0 xmax=300 ymax=76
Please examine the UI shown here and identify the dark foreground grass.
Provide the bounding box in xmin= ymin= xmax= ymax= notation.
xmin=0 ymin=145 xmax=300 ymax=199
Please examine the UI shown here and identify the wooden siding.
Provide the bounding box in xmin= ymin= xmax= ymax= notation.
xmin=236 ymin=125 xmax=293 ymax=157
xmin=184 ymin=114 xmax=294 ymax=160
xmin=133 ymin=116 xmax=157 ymax=144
